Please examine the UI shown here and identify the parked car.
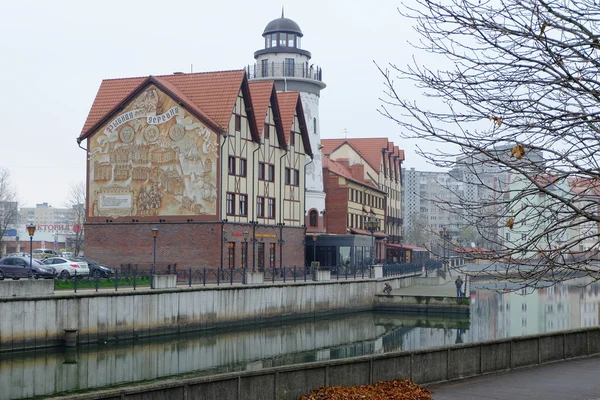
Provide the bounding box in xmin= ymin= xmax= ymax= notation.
xmin=61 ymin=252 xmax=73 ymax=258
xmin=42 ymin=257 xmax=89 ymax=279
xmin=32 ymin=249 xmax=61 ymax=259
xmin=0 ymin=257 xmax=56 ymax=279
xmin=75 ymin=257 xmax=114 ymax=278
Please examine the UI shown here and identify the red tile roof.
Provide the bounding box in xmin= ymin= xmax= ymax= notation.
xmin=248 ymin=81 xmax=275 ymax=138
xmin=80 ymin=70 xmax=247 ymax=138
xmin=323 ymin=156 xmax=384 ymax=192
xmin=321 ymin=138 xmax=404 ymax=173
xmin=276 ymin=91 xmax=299 ymax=143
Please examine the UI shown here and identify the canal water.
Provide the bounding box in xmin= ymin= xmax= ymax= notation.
xmin=2 ymin=279 xmax=599 ymax=399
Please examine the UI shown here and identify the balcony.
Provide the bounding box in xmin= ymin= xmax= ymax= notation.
xmin=245 ymin=62 xmax=324 ymax=83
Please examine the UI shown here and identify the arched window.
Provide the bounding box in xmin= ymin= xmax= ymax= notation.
xmin=309 ymin=210 xmax=318 ymax=227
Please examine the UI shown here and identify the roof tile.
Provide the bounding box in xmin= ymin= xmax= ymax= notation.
xmin=276 ymin=92 xmax=299 ymax=144
xmin=248 ymin=81 xmax=275 ymax=138
xmin=81 ymin=70 xmax=246 ymax=136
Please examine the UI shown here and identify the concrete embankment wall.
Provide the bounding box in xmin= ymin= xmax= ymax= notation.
xmin=52 ymin=327 xmax=600 ymax=400
xmin=0 ymin=276 xmax=416 ymax=351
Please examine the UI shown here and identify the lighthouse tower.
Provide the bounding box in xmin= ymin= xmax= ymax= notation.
xmin=248 ymin=12 xmax=327 ymax=232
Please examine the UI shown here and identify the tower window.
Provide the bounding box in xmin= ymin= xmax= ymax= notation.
xmin=288 ymin=34 xmax=295 ymax=47
xmin=261 ymin=59 xmax=269 ymax=77
xmin=284 ymin=58 xmax=295 ymax=77
xmin=309 ymin=210 xmax=318 ymax=227
xmin=313 ymin=117 xmax=317 ymax=134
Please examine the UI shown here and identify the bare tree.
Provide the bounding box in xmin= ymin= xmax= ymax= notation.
xmin=378 ymin=0 xmax=600 ymax=286
xmin=65 ymin=181 xmax=85 ymax=257
xmin=0 ymin=168 xmax=18 ymax=254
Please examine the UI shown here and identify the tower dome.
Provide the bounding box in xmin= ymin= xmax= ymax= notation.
xmin=263 ymin=17 xmax=303 ymax=37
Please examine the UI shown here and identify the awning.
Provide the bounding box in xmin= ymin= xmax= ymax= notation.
xmin=387 ymin=243 xmax=428 ymax=252
xmin=349 ymin=228 xmax=388 ymax=239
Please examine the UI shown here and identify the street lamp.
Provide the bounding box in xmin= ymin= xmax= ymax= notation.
xmin=152 ymin=227 xmax=159 ymax=278
xmin=250 ymin=221 xmax=258 ymax=272
xmin=243 ymin=230 xmax=249 ymax=268
xmin=26 ymin=224 xmax=36 ymax=278
xmin=439 ymin=227 xmax=450 ymax=270
xmin=365 ymin=215 xmax=379 ymax=266
xmin=312 ymin=233 xmax=317 ymax=266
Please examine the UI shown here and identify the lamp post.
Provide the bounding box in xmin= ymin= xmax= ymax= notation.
xmin=243 ymin=231 xmax=249 ymax=268
xmin=365 ymin=215 xmax=379 ymax=266
xmin=277 ymin=222 xmax=285 ymax=270
xmin=312 ymin=233 xmax=317 ymax=266
xmin=250 ymin=221 xmax=258 ymax=272
xmin=151 ymin=227 xmax=158 ymax=278
xmin=439 ymin=226 xmax=450 ymax=271
xmin=26 ymin=224 xmax=36 ymax=278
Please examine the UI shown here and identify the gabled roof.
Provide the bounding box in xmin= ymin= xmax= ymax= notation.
xmin=248 ymin=81 xmax=274 ymax=137
xmin=322 ymin=156 xmax=384 ymax=192
xmin=248 ymin=81 xmax=287 ymax=148
xmin=276 ymin=92 xmax=312 ymax=157
xmin=321 ymin=138 xmax=403 ymax=173
xmin=80 ymin=70 xmax=258 ymax=141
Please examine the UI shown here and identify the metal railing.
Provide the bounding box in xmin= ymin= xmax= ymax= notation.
xmin=53 ymin=260 xmax=443 ymax=293
xmin=245 ymin=62 xmax=323 ymax=81
xmin=382 ymin=260 xmax=443 ymax=277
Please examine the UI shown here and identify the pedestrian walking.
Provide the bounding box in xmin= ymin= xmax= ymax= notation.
xmin=455 ymin=276 xmax=463 ymax=297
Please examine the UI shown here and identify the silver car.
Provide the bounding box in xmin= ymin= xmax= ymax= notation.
xmin=42 ymin=257 xmax=90 ymax=279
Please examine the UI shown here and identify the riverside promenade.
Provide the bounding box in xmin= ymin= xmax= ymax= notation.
xmin=430 ymin=354 xmax=600 ymax=399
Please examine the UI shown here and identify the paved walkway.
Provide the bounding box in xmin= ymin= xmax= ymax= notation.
xmin=429 ymin=355 xmax=600 ymax=399
xmin=391 ymin=282 xmax=459 ymax=297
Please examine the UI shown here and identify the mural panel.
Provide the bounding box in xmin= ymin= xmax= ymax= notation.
xmin=88 ymin=85 xmax=219 ymax=219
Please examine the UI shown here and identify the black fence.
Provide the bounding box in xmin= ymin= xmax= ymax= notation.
xmin=383 ymin=260 xmax=443 ymax=277
xmin=53 ymin=261 xmax=440 ymax=293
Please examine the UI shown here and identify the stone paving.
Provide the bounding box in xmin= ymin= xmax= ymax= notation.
xmin=428 ymin=355 xmax=600 ymax=399
xmin=391 ymin=282 xmax=459 ymax=297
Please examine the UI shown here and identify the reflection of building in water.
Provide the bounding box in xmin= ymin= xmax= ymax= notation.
xmin=132 ymin=166 xmax=151 ymax=181
xmin=132 ymin=144 xmax=151 ymax=163
xmin=114 ymin=163 xmax=131 ymax=181
xmin=94 ymin=161 xmax=112 ymax=181
xmin=538 ymin=285 xmax=571 ymax=333
xmin=151 ymin=147 xmax=177 ymax=164
xmin=110 ymin=146 xmax=131 ymax=163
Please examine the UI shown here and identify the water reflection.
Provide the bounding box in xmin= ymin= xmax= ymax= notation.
xmin=2 ymin=279 xmax=599 ymax=399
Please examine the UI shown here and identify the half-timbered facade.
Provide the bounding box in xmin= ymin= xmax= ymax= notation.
xmin=78 ymin=70 xmax=312 ymax=270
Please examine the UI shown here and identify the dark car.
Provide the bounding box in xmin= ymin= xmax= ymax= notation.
xmin=0 ymin=257 xmax=56 ymax=280
xmin=75 ymin=257 xmax=114 ymax=278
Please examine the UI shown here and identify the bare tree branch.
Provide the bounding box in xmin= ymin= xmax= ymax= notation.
xmin=379 ymin=0 xmax=600 ymax=287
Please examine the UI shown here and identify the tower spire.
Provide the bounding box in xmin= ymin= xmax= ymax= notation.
xmin=282 ymin=6 xmax=284 ymax=18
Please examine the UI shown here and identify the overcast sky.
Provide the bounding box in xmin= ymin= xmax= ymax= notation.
xmin=1 ymin=0 xmax=437 ymax=208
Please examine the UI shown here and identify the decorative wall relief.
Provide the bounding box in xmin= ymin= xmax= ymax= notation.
xmin=88 ymin=85 xmax=219 ymax=219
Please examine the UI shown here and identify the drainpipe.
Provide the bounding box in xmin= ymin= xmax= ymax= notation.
xmin=304 ymin=157 xmax=313 ymax=231
xmin=251 ymin=145 xmax=261 ymax=271
xmin=278 ymin=146 xmax=288 ymax=269
xmin=220 ymin=131 xmax=228 ymax=270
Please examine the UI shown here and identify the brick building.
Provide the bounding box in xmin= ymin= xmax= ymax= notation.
xmin=78 ymin=70 xmax=312 ymax=271
xmin=311 ymin=138 xmax=404 ymax=267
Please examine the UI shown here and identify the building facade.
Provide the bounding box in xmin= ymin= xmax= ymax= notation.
xmin=78 ymin=70 xmax=311 ymax=270
xmin=321 ymin=138 xmax=404 ymax=244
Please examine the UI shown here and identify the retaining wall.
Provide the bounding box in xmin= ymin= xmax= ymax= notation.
xmin=0 ymin=275 xmax=416 ymax=351
xmin=51 ymin=327 xmax=600 ymax=400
